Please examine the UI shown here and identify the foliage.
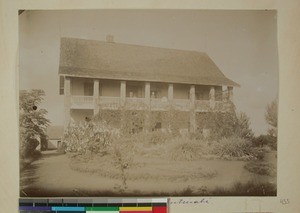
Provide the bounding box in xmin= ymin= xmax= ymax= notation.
xmin=147 ymin=130 xmax=170 ymax=145
xmin=244 ymin=161 xmax=276 ymax=176
xmin=235 ymin=112 xmax=254 ymax=139
xmin=211 ymin=136 xmax=254 ymax=159
xmin=264 ymin=99 xmax=278 ymax=150
xmin=212 ymin=181 xmax=276 ymax=196
xmin=197 ymin=111 xmax=254 ymax=140
xmin=170 ymin=139 xmax=205 ymax=161
xmin=265 ymin=99 xmax=278 ymax=137
xmin=252 ymin=134 xmax=277 ymax=150
xmin=161 ymin=108 xmax=189 ymax=137
xmin=63 ymin=118 xmax=135 ymax=192
xmin=20 ymin=150 xmax=42 ymax=171
xmin=63 ymin=121 xmax=114 ymax=155
xmin=19 ymin=89 xmax=50 ymax=158
xmin=111 ymin=142 xmax=133 ymax=192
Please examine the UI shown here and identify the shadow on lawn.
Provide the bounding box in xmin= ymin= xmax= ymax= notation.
xmin=20 ymin=150 xmax=65 ymax=197
xmin=20 ymin=163 xmax=39 ymax=196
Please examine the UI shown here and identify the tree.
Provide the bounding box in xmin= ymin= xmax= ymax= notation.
xmin=19 ymin=89 xmax=50 ymax=158
xmin=265 ymin=99 xmax=278 ymax=137
xmin=235 ymin=112 xmax=254 ymax=140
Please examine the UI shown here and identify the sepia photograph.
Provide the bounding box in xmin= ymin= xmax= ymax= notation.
xmin=19 ymin=10 xmax=278 ymax=197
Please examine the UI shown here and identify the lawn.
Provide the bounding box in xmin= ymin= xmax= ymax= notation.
xmin=68 ymin=135 xmax=277 ymax=196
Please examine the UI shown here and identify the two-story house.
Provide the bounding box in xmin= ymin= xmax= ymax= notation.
xmin=58 ymin=37 xmax=239 ymax=134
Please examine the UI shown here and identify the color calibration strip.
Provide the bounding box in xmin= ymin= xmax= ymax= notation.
xmin=19 ymin=198 xmax=168 ymax=213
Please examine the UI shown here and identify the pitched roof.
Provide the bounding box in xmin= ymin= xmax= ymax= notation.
xmin=59 ymin=37 xmax=239 ymax=87
xmin=46 ymin=126 xmax=64 ymax=139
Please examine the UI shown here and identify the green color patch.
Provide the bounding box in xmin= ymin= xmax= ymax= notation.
xmin=86 ymin=206 xmax=119 ymax=211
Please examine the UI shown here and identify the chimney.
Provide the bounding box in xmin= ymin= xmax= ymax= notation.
xmin=106 ymin=35 xmax=114 ymax=43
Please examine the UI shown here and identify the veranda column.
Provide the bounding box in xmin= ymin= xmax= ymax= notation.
xmin=209 ymin=86 xmax=215 ymax=109
xmin=120 ymin=80 xmax=126 ymax=107
xmin=120 ymin=81 xmax=127 ymax=134
xmin=64 ymin=77 xmax=71 ymax=128
xmin=144 ymin=82 xmax=151 ymax=132
xmin=93 ymin=79 xmax=100 ymax=115
xmin=189 ymin=85 xmax=196 ymax=133
xmin=168 ymin=83 xmax=174 ymax=101
xmin=228 ymin=86 xmax=233 ymax=102
xmin=145 ymin=82 xmax=151 ymax=106
xmin=167 ymin=83 xmax=174 ymax=132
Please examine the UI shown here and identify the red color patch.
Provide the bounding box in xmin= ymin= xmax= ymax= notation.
xmin=120 ymin=211 xmax=152 ymax=213
xmin=153 ymin=206 xmax=167 ymax=213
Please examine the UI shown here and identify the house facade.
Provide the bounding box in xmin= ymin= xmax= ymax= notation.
xmin=59 ymin=37 xmax=239 ymax=133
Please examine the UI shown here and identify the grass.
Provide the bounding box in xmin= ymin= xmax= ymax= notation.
xmin=69 ymin=153 xmax=218 ymax=182
xmin=21 ymin=181 xmax=276 ymax=197
xmin=166 ymin=181 xmax=276 ymax=196
xmin=244 ymin=161 xmax=276 ymax=176
xmin=211 ymin=181 xmax=276 ymax=196
xmin=244 ymin=149 xmax=277 ymax=176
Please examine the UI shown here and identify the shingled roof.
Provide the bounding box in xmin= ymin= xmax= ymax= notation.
xmin=59 ymin=37 xmax=239 ymax=87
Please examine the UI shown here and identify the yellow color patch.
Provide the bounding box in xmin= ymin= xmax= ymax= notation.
xmin=119 ymin=207 xmax=152 ymax=211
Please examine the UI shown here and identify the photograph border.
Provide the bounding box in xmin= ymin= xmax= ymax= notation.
xmin=1 ymin=0 xmax=300 ymax=212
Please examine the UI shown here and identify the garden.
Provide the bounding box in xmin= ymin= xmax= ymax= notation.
xmin=19 ymin=90 xmax=277 ymax=196
xmin=61 ymin=105 xmax=277 ymax=196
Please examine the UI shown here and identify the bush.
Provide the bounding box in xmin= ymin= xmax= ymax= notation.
xmin=244 ymin=161 xmax=276 ymax=176
xmin=145 ymin=131 xmax=170 ymax=145
xmin=212 ymin=136 xmax=254 ymax=159
xmin=170 ymin=138 xmax=208 ymax=161
xmin=197 ymin=111 xmax=254 ymax=141
xmin=252 ymin=135 xmax=277 ymax=150
xmin=19 ymin=136 xmax=40 ymax=159
xmin=63 ymin=121 xmax=115 ymax=155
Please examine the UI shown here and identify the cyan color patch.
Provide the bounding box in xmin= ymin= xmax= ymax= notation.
xmin=51 ymin=206 xmax=85 ymax=211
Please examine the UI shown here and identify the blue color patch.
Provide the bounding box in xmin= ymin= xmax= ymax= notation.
xmin=19 ymin=206 xmax=52 ymax=211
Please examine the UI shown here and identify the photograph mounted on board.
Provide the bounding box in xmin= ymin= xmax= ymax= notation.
xmin=19 ymin=10 xmax=278 ymax=197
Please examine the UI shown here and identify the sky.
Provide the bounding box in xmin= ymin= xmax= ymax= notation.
xmin=19 ymin=10 xmax=278 ymax=135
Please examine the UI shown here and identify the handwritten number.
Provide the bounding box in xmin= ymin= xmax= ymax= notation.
xmin=280 ymin=199 xmax=290 ymax=205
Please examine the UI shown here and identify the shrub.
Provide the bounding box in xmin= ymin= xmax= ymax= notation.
xmin=244 ymin=161 xmax=276 ymax=176
xmin=250 ymin=147 xmax=265 ymax=160
xmin=19 ymin=136 xmax=39 ymax=159
xmin=197 ymin=111 xmax=254 ymax=141
xmin=170 ymin=138 xmax=207 ymax=161
xmin=63 ymin=121 xmax=115 ymax=155
xmin=212 ymin=136 xmax=254 ymax=159
xmin=252 ymin=135 xmax=277 ymax=150
xmin=146 ymin=131 xmax=170 ymax=145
